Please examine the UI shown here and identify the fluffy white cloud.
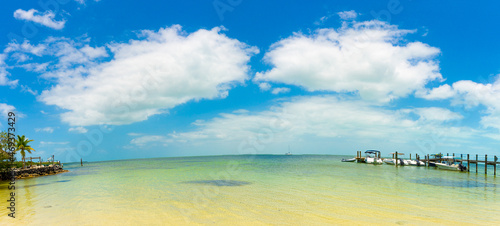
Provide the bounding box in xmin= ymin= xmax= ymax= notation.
xmin=271 ymin=87 xmax=290 ymax=94
xmin=35 ymin=127 xmax=55 ymax=133
xmin=68 ymin=127 xmax=88 ymax=133
xmin=417 ymin=84 xmax=455 ymax=100
xmin=418 ymin=76 xmax=500 ymax=131
xmin=449 ymin=78 xmax=500 ymax=130
xmin=38 ymin=26 xmax=258 ymax=126
xmin=258 ymin=82 xmax=271 ymax=91
xmin=0 ymin=103 xmax=16 ymax=120
xmin=13 ymin=9 xmax=66 ymax=30
xmin=255 ymin=20 xmax=442 ymax=103
xmin=337 ymin=10 xmax=358 ymax=20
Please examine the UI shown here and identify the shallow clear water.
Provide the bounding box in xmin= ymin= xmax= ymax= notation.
xmin=1 ymin=155 xmax=499 ymax=225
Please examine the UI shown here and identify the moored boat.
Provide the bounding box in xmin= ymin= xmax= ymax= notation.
xmin=365 ymin=150 xmax=383 ymax=164
xmin=435 ymin=156 xmax=467 ymax=171
xmin=341 ymin=158 xmax=356 ymax=162
xmin=408 ymin=159 xmax=425 ymax=166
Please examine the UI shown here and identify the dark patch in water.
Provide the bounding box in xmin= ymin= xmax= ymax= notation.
xmin=22 ymin=183 xmax=50 ymax=188
xmin=413 ymin=178 xmax=495 ymax=188
xmin=185 ymin=180 xmax=251 ymax=186
xmin=56 ymin=180 xmax=71 ymax=183
xmin=44 ymin=205 xmax=52 ymax=208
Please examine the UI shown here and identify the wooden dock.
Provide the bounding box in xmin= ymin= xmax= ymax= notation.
xmin=354 ymin=151 xmax=499 ymax=175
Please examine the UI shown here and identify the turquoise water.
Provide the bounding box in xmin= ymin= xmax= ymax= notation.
xmin=1 ymin=155 xmax=499 ymax=225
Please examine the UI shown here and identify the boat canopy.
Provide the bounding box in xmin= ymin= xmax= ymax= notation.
xmin=365 ymin=150 xmax=380 ymax=154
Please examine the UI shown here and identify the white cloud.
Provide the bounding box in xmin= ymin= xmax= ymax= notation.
xmin=4 ymin=41 xmax=46 ymax=56
xmin=130 ymin=135 xmax=171 ymax=147
xmin=75 ymin=0 xmax=100 ymax=4
xmin=152 ymin=96 xmax=475 ymax=147
xmin=417 ymin=84 xmax=455 ymax=100
xmin=38 ymin=26 xmax=258 ymax=126
xmin=21 ymin=85 xmax=38 ymax=95
xmin=232 ymin=109 xmax=249 ymax=114
xmin=39 ymin=141 xmax=70 ymax=147
xmin=13 ymin=9 xmax=66 ymax=30
xmin=448 ymin=77 xmax=500 ymax=130
xmin=68 ymin=127 xmax=88 ymax=133
xmin=0 ymin=103 xmax=16 ymax=120
xmin=258 ymin=82 xmax=271 ymax=91
xmin=406 ymin=107 xmax=463 ymax=122
xmin=271 ymin=87 xmax=290 ymax=94
xmin=255 ymin=20 xmax=441 ymax=103
xmin=337 ymin=10 xmax=358 ymax=20
xmin=127 ymin=132 xmax=143 ymax=136
xmin=0 ymin=54 xmax=18 ymax=86
xmin=35 ymin=127 xmax=54 ymax=133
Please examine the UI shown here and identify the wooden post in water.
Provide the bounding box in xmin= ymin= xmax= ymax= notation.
xmin=467 ymin=154 xmax=470 ymax=172
xmin=476 ymin=154 xmax=478 ymax=173
xmin=427 ymin=154 xmax=429 ymax=167
xmin=494 ymin=156 xmax=497 ymax=176
xmin=395 ymin=151 xmax=398 ymax=167
xmin=485 ymin=155 xmax=488 ymax=175
xmin=81 ymin=158 xmax=83 ymax=166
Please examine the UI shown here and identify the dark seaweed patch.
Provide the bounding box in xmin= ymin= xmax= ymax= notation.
xmin=56 ymin=180 xmax=71 ymax=183
xmin=413 ymin=178 xmax=495 ymax=188
xmin=184 ymin=180 xmax=251 ymax=186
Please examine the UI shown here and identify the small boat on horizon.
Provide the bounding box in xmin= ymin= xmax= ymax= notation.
xmin=341 ymin=158 xmax=356 ymax=162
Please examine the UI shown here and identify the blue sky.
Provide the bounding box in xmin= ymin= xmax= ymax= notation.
xmin=1 ymin=0 xmax=500 ymax=162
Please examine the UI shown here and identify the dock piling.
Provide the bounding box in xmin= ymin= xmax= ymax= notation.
xmin=476 ymin=154 xmax=478 ymax=173
xmin=494 ymin=156 xmax=497 ymax=176
xmin=485 ymin=155 xmax=488 ymax=175
xmin=467 ymin=154 xmax=470 ymax=172
xmin=395 ymin=151 xmax=398 ymax=167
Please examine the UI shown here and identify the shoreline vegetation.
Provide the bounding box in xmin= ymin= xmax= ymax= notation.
xmin=1 ymin=131 xmax=68 ymax=181
xmin=0 ymin=161 xmax=69 ymax=181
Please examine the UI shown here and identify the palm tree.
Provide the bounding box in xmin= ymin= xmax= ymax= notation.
xmin=15 ymin=135 xmax=35 ymax=169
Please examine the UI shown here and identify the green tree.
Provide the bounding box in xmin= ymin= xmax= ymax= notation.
xmin=0 ymin=131 xmax=15 ymax=174
xmin=15 ymin=135 xmax=35 ymax=169
xmin=0 ymin=131 xmax=10 ymax=159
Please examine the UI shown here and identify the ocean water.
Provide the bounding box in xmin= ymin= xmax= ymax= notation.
xmin=1 ymin=155 xmax=499 ymax=225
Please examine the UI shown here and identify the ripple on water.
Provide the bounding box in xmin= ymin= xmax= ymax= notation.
xmin=184 ymin=180 xmax=251 ymax=186
xmin=412 ymin=178 xmax=495 ymax=188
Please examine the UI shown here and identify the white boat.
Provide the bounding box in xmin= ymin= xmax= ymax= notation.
xmin=407 ymin=160 xmax=425 ymax=166
xmin=383 ymin=159 xmax=395 ymax=165
xmin=366 ymin=157 xmax=383 ymax=164
xmin=435 ymin=156 xmax=467 ymax=171
xmin=341 ymin=158 xmax=356 ymax=162
xmin=365 ymin=150 xmax=383 ymax=164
